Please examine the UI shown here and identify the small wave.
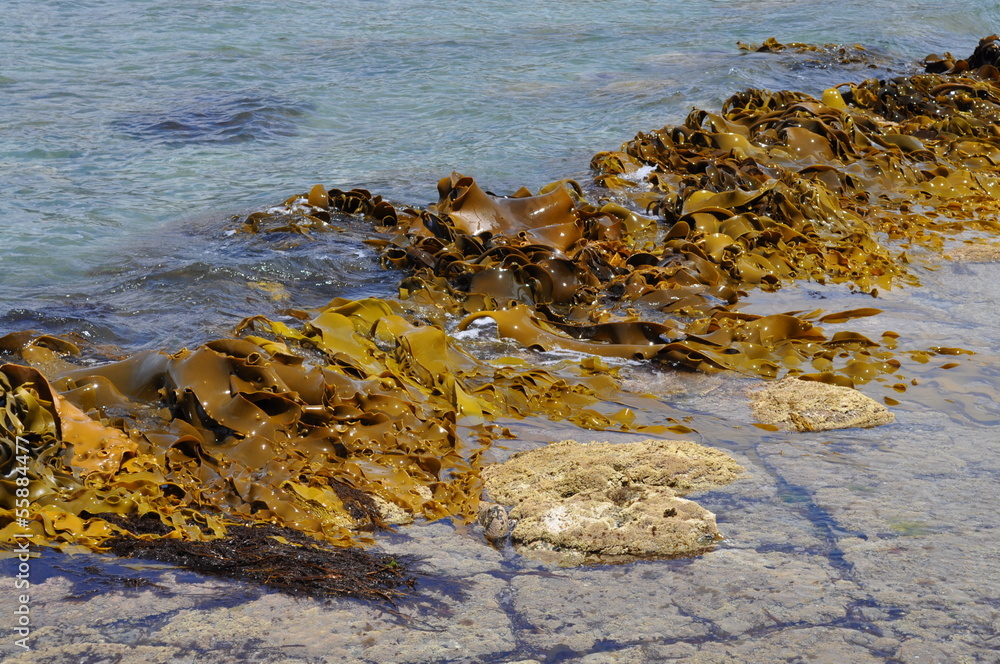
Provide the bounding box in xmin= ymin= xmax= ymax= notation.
xmin=112 ymin=92 xmax=308 ymax=145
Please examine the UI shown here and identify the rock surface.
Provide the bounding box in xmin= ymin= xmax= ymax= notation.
xmin=476 ymin=501 xmax=511 ymax=543
xmin=481 ymin=439 xmax=744 ymax=557
xmin=750 ymin=377 xmax=894 ymax=431
xmin=944 ymin=242 xmax=1000 ymax=262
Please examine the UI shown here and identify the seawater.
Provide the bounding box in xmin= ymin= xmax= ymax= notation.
xmin=1 ymin=0 xmax=996 ymax=348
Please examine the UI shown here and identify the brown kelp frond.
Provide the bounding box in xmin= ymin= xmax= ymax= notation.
xmin=736 ymin=38 xmax=881 ymax=68
xmin=1 ymin=294 xmax=650 ymax=555
xmin=232 ymin=40 xmax=1000 ymax=387
xmin=599 ymin=46 xmax=1000 ymax=266
xmin=253 ymin=177 xmax=909 ymax=385
xmin=923 ymin=34 xmax=1000 ymax=75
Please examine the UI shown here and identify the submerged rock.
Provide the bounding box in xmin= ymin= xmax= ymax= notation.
xmin=944 ymin=242 xmax=1000 ymax=262
xmin=750 ymin=377 xmax=895 ymax=431
xmin=481 ymin=439 xmax=744 ymax=558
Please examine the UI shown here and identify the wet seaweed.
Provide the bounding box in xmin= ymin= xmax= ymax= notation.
xmin=98 ymin=513 xmax=417 ymax=602
xmin=0 ymin=295 xmax=638 ymax=554
xmin=263 ymin=39 xmax=1000 ymax=387
xmin=736 ymin=37 xmax=885 ymax=69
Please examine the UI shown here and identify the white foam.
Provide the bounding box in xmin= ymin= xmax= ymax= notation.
xmin=451 ymin=316 xmax=495 ymax=341
xmin=621 ymin=165 xmax=656 ymax=183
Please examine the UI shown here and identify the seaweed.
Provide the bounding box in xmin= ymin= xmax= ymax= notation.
xmin=266 ymin=39 xmax=1000 ymax=385
xmin=0 ymin=297 xmax=637 ymax=554
xmin=99 ymin=513 xmax=417 ymax=602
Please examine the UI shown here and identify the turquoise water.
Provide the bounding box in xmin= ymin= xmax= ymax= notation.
xmin=0 ymin=0 xmax=995 ymax=347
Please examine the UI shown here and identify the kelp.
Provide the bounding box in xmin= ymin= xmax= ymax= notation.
xmin=246 ymin=39 xmax=1000 ymax=386
xmin=736 ymin=38 xmax=877 ymax=67
xmin=0 ymin=296 xmax=645 ymax=556
xmin=250 ymin=168 xmax=919 ymax=383
xmin=0 ymin=363 xmax=122 ymax=551
xmin=4 ymin=38 xmax=1000 ymax=572
xmin=923 ymin=34 xmax=1000 ymax=75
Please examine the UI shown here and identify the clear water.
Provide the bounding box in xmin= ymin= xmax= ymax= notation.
xmin=1 ymin=0 xmax=996 ymax=348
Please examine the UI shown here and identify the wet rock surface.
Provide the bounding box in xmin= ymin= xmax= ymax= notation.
xmin=944 ymin=242 xmax=1000 ymax=262
xmin=750 ymin=377 xmax=895 ymax=431
xmin=3 ymin=401 xmax=1000 ymax=664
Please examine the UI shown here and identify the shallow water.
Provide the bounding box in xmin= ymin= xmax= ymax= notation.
xmin=2 ymin=1 xmax=1000 ymax=662
xmin=2 ymin=0 xmax=996 ymax=346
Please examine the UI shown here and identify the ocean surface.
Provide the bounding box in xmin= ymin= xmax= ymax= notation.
xmin=1 ymin=0 xmax=995 ymax=349
xmin=3 ymin=3 xmax=1000 ymax=663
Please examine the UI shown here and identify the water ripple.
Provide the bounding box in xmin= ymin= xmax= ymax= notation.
xmin=112 ymin=92 xmax=309 ymax=145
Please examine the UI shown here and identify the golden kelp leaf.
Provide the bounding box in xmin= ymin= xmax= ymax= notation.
xmin=434 ymin=174 xmax=577 ymax=238
xmin=458 ymin=307 xmax=669 ymax=360
xmin=308 ymin=184 xmax=329 ymax=208
xmin=1 ymin=364 xmax=61 ymax=439
xmin=929 ymin=346 xmax=976 ymax=355
xmin=826 ymin=331 xmax=878 ymax=347
xmin=55 ymin=394 xmax=138 ymax=477
xmin=817 ymin=308 xmax=883 ymax=324
xmin=282 ymin=481 xmax=354 ymax=530
xmin=0 ymin=505 xmax=118 ymax=552
xmin=0 ymin=332 xmax=81 ymax=357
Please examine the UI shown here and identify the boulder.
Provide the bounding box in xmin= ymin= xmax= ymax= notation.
xmin=481 ymin=439 xmax=743 ymax=558
xmin=750 ymin=377 xmax=894 ymax=431
xmin=511 ymin=487 xmax=720 ymax=557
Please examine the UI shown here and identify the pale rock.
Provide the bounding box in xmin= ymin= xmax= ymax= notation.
xmin=481 ymin=439 xmax=743 ymax=558
xmin=944 ymin=242 xmax=1000 ymax=262
xmin=750 ymin=377 xmax=894 ymax=431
